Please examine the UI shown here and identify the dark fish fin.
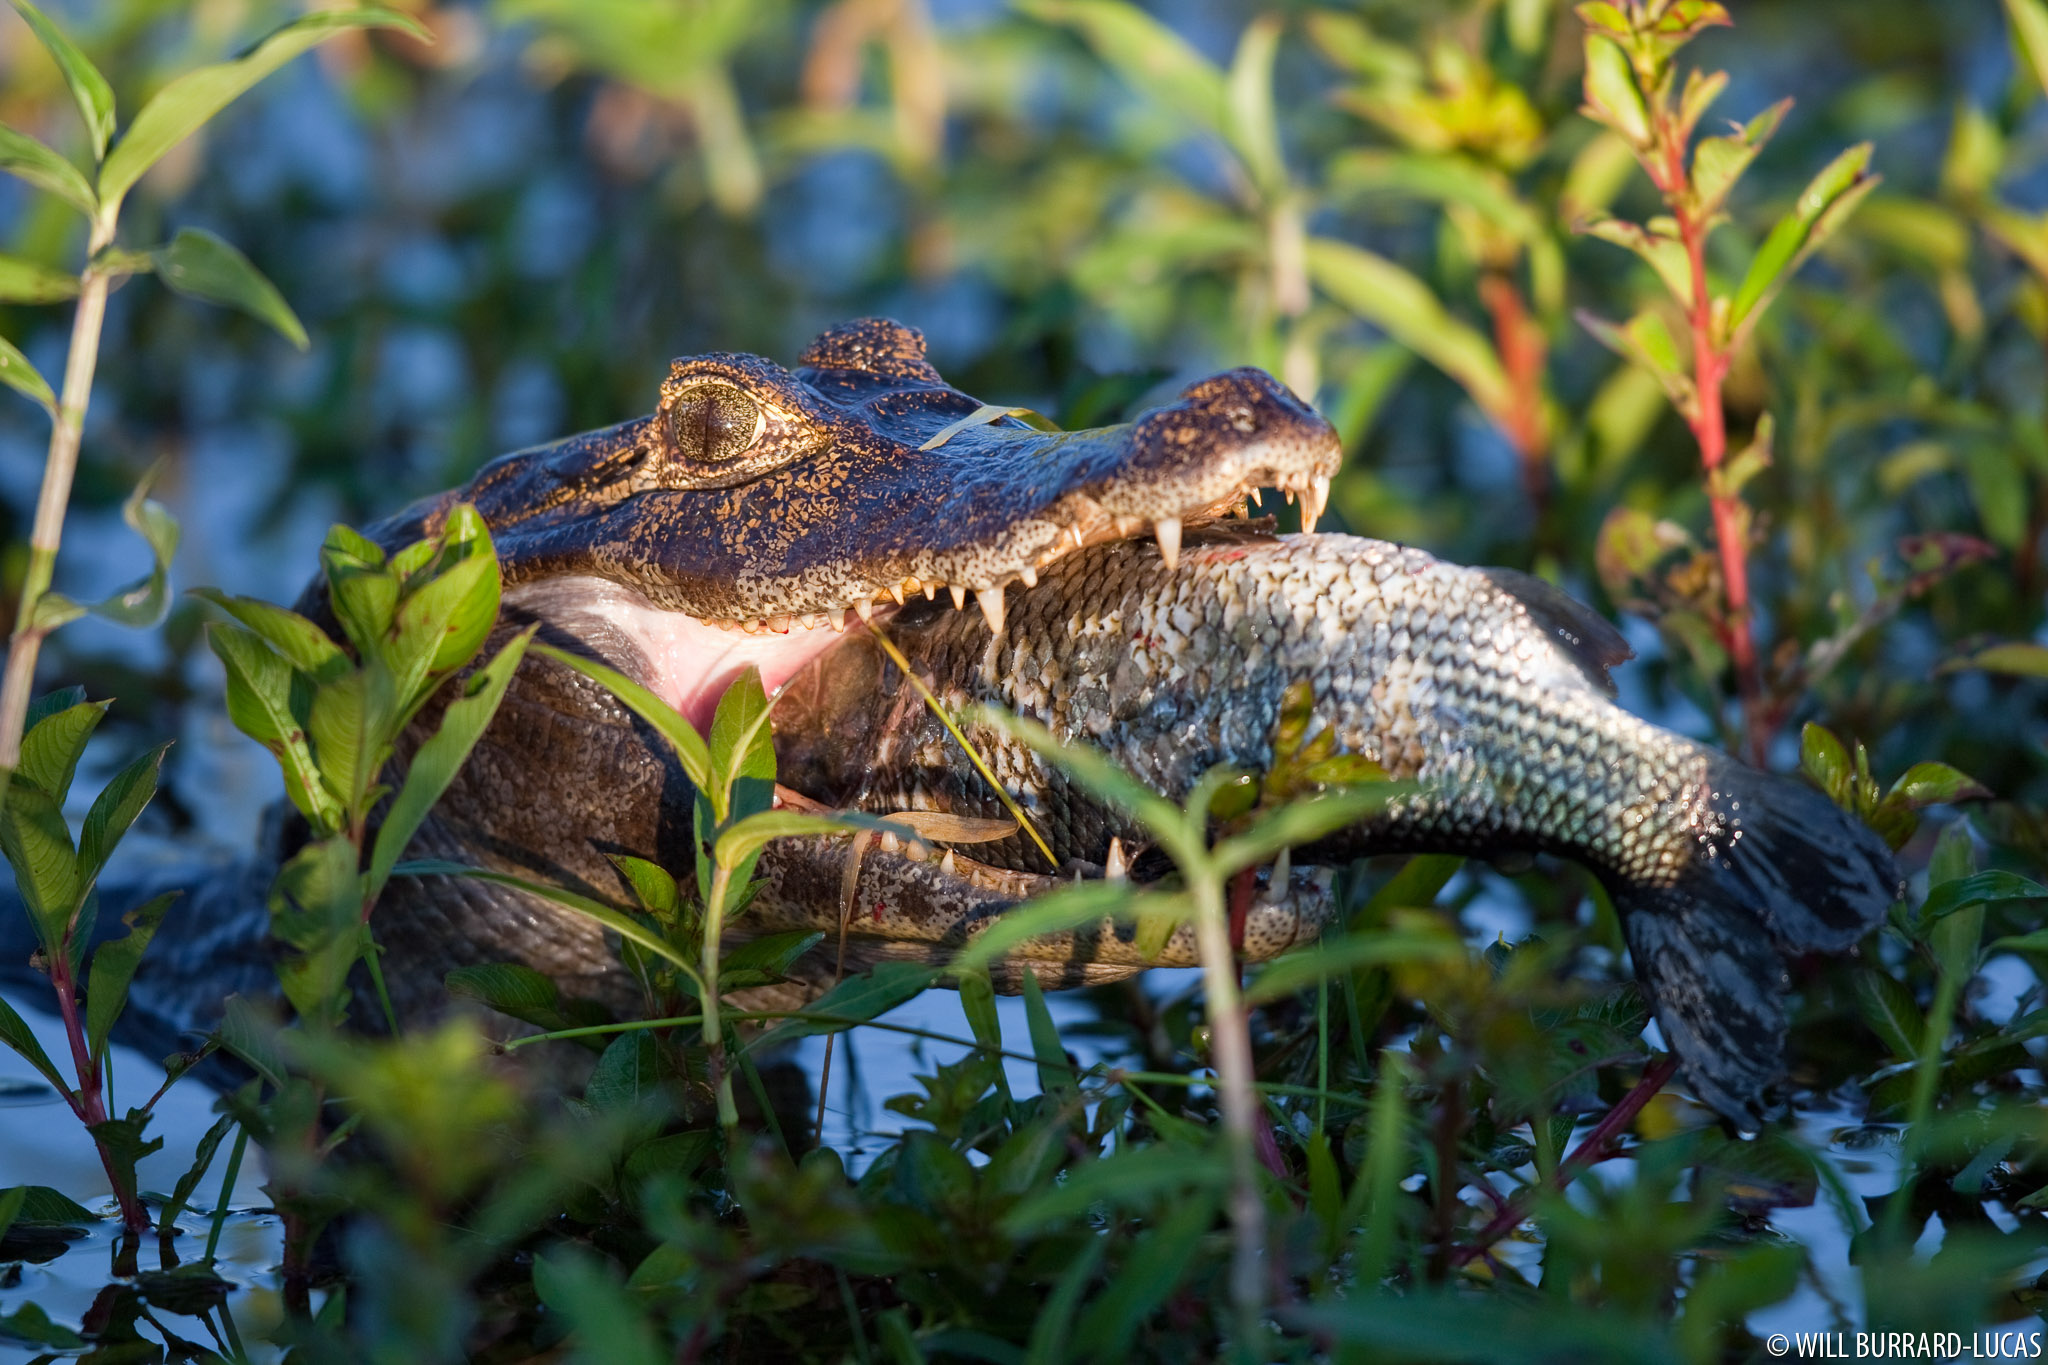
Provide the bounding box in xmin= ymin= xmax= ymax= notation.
xmin=1697 ymin=755 xmax=1904 ymax=954
xmin=1481 ymin=568 xmax=1635 ymax=694
xmin=1619 ymin=887 xmax=1787 ymax=1128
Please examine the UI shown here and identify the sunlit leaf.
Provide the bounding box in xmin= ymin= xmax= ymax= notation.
xmin=1019 ymin=0 xmax=1226 ymax=138
xmin=207 ymin=623 xmax=341 ymax=832
xmin=8 ymin=0 xmax=116 ymax=161
xmin=2006 ymin=0 xmax=2048 ymax=103
xmin=1727 ymin=143 xmax=1878 ymax=336
xmin=98 ymin=7 xmax=430 ymax=214
xmin=711 ymin=809 xmax=922 ymax=874
xmin=1224 ymin=15 xmax=1285 ymax=196
xmin=1580 ymin=33 xmax=1649 ymax=144
xmin=151 ymin=228 xmax=307 ymax=349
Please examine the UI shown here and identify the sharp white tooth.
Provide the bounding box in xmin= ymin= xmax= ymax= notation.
xmin=889 ymin=584 xmax=906 ymax=605
xmin=829 ymin=608 xmax=846 ymax=631
xmin=1020 ymin=565 xmax=1038 ymax=588
xmin=1249 ymin=488 xmax=1263 ymax=508
xmin=1154 ymin=516 xmax=1181 ymax=570
xmin=939 ymin=849 xmax=957 ymax=876
xmin=1105 ymin=837 xmax=1128 ymax=881
xmin=1070 ymin=526 xmax=1086 ymax=549
xmin=1305 ymin=474 xmax=1330 ymax=532
xmin=855 ymin=599 xmax=875 ymax=623
xmin=742 ymin=619 xmax=764 ymax=635
xmin=879 ymin=831 xmax=901 ymax=854
xmin=977 ymin=586 xmax=1006 ymax=634
xmin=1284 ymin=488 xmax=1296 ymax=505
xmin=922 ymin=582 xmax=936 ymax=600
xmin=768 ymin=616 xmax=792 ymax=633
xmin=949 ymin=584 xmax=967 ymax=610
xmin=1114 ymin=515 xmax=1142 ymax=536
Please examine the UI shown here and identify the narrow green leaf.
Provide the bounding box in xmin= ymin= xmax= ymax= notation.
xmin=534 ymin=642 xmax=710 ymax=791
xmin=1727 ymin=143 xmax=1877 ymax=334
xmin=1306 ymin=237 xmax=1515 ymax=425
xmin=8 ymin=0 xmax=115 ymax=160
xmin=1073 ymin=1190 xmax=1216 ymax=1361
xmin=387 ymin=503 xmax=500 ymax=701
xmin=1581 ymin=33 xmax=1649 ymax=144
xmin=1800 ymin=722 xmax=1854 ymax=808
xmin=1018 ymin=0 xmax=1226 ymax=137
xmin=2006 ymin=0 xmax=2048 ymax=102
xmin=744 ymin=961 xmax=943 ymax=1052
xmin=0 ymin=332 xmax=57 ymax=417
xmin=1886 ymin=762 xmax=1991 ymax=809
xmin=0 ymin=993 xmax=69 ymax=1094
xmin=0 ymin=253 xmax=78 ymax=304
xmin=83 ymin=892 xmax=174 ymax=1063
xmin=158 ymin=1114 xmax=233 ymax=1232
xmin=1327 ymin=150 xmax=1544 ymax=243
xmin=76 ymin=743 xmax=168 ymax=888
xmin=1002 ymin=1143 xmax=1224 ymax=1234
xmin=17 ymin=697 xmax=106 ymax=800
xmin=711 ymin=809 xmax=922 ymax=873
xmin=0 ymin=1185 xmax=20 ymax=1248
xmin=1920 ymin=870 xmax=2045 ymax=923
xmin=1224 ymin=14 xmax=1285 ymax=195
xmin=366 ymin=626 xmax=536 ymax=904
xmin=719 ymin=930 xmax=824 ymax=988
xmin=1244 ymin=932 xmax=1465 ymax=1005
xmin=1854 ymin=970 xmax=1922 ymax=1059
xmin=965 ymin=706 xmax=1185 ymax=843
xmin=0 ymin=123 xmax=95 ymax=215
xmin=46 ymin=468 xmax=181 ymax=630
xmin=190 ymin=589 xmax=349 ymax=682
xmin=1580 ymin=216 xmax=1693 ymax=307
xmin=1020 ymin=969 xmax=1068 ymax=1099
xmin=98 ymin=7 xmax=431 ymax=214
xmin=206 ymin=622 xmax=340 ymax=831
xmin=152 ymin=228 xmax=307 ymax=350
xmin=1213 ymin=785 xmax=1409 ymax=877
xmin=1958 ymin=642 xmax=2048 ymax=678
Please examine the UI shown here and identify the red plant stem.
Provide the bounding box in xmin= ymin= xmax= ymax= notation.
xmin=1478 ymin=270 xmax=1548 ymax=506
xmin=48 ymin=945 xmax=151 ymax=1235
xmin=1450 ymin=1054 xmax=1678 ymax=1269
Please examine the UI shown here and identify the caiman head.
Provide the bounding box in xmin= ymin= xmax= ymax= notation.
xmin=366 ymin=318 xmax=1343 ymax=1017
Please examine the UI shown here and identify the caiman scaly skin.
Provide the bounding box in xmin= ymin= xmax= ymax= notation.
xmin=17 ymin=318 xmax=1898 ymax=1126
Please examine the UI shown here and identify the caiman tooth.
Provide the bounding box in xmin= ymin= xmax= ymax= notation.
xmin=922 ymin=582 xmax=936 ymax=601
xmin=1019 ymin=565 xmax=1038 ymax=588
xmin=1249 ymin=488 xmax=1263 ymax=508
xmin=949 ymin=584 xmax=968 ymax=610
xmin=768 ymin=616 xmax=792 ymax=633
xmin=854 ymin=599 xmax=875 ymax=624
xmin=1114 ymin=515 xmax=1143 ymax=536
xmin=888 ymin=583 xmax=906 ymax=606
xmin=977 ymin=586 xmax=1006 ymax=634
xmin=1070 ymin=526 xmax=1086 ymax=549
xmin=1154 ymin=516 xmax=1182 ymax=570
xmin=828 ymin=608 xmax=846 ymax=632
xmin=939 ymin=849 xmax=957 ymax=877
xmin=1105 ymin=836 xmax=1128 ymax=882
xmin=1303 ymin=474 xmax=1331 ymax=533
xmin=878 ymin=831 xmax=901 ymax=854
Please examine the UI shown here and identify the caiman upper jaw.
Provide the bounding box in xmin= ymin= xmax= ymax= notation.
xmin=429 ymin=320 xmax=1341 ymax=628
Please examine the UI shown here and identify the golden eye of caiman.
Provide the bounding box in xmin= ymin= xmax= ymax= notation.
xmin=668 ymin=382 xmax=763 ymax=464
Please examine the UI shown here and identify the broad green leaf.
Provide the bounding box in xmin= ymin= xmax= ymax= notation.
xmin=1019 ymin=0 xmax=1226 ymax=138
xmin=1886 ymin=762 xmax=1991 ymax=809
xmin=84 ymin=891 xmax=173 ymax=1062
xmin=0 ymin=254 xmax=78 ymax=304
xmin=1800 ymin=722 xmax=1854 ymax=809
xmin=719 ymin=930 xmax=824 ymax=988
xmin=17 ymin=697 xmax=106 ymax=800
xmin=190 ymin=590 xmax=348 ymax=682
xmin=744 ymin=961 xmax=942 ymax=1052
xmin=8 ymin=0 xmax=115 ymax=161
xmin=366 ymin=626 xmax=536 ymax=904
xmin=446 ymin=962 xmax=567 ymax=1031
xmin=393 ymin=858 xmax=702 ymax=985
xmin=708 ymin=664 xmax=776 ymax=825
xmin=97 ymin=8 xmax=431 ymax=214
xmin=0 ymin=786 xmax=78 ymax=950
xmin=207 ymin=623 xmax=341 ymax=831
xmin=0 ymin=123 xmax=95 ymax=215
xmin=0 ymin=333 xmax=56 ymax=417
xmin=0 ymin=993 xmax=69 ymax=1093
xmin=1244 ymin=931 xmax=1466 ymax=1005
xmin=152 ymin=228 xmax=306 ymax=350
xmin=214 ymin=994 xmax=288 ymax=1088
xmin=305 ymin=672 xmax=371 ymax=811
xmin=1581 ymin=33 xmax=1649 ymax=144
xmin=2006 ymin=0 xmax=2048 ymax=103
xmin=608 ymin=854 xmax=679 ymax=918
xmin=1854 ymin=969 xmax=1922 ymax=1059
xmin=388 ymin=503 xmax=500 ymax=698
xmin=76 ymin=743 xmax=167 ymax=888
xmin=1306 ymin=237 xmax=1515 ymax=426
xmin=1727 ymin=143 xmax=1877 ymax=335
xmin=0 ymin=1302 xmax=85 ymax=1350
xmin=711 ymin=809 xmax=922 ymax=872
xmin=533 ymin=642 xmax=710 ymax=791
xmin=36 ymin=469 xmax=181 ymax=630
xmin=1919 ymin=870 xmax=2046 ymax=923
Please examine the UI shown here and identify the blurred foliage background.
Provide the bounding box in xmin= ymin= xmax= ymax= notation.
xmin=2 ymin=0 xmax=2045 ymax=836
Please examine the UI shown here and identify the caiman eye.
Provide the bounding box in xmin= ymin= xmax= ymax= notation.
xmin=668 ymin=383 xmax=762 ymax=463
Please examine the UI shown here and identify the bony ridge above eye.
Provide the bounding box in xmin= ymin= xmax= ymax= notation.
xmin=668 ymin=382 xmax=762 ymax=464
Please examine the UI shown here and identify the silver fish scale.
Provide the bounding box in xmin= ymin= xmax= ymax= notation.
xmin=968 ymin=533 xmax=1740 ymax=885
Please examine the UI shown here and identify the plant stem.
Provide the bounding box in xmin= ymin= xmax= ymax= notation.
xmin=49 ymin=935 xmax=150 ymax=1234
xmin=1191 ymin=869 xmax=1267 ymax=1360
xmin=0 ymin=215 xmax=117 ymax=770
xmin=1477 ymin=269 xmax=1548 ymax=507
xmin=703 ymin=860 xmax=739 ymax=1129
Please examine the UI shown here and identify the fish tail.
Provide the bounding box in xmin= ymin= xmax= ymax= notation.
xmin=1612 ymin=756 xmax=1902 ymax=1126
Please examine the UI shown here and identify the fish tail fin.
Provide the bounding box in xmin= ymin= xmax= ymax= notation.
xmin=1613 ymin=758 xmax=1902 ymax=1126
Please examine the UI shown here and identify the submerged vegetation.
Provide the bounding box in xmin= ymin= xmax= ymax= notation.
xmin=0 ymin=0 xmax=2045 ymax=1359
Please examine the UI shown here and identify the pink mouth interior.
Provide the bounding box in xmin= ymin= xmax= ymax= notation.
xmin=606 ymin=594 xmax=851 ymax=734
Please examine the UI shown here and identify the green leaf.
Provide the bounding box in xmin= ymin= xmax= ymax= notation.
xmin=609 ymin=854 xmax=680 ymax=919
xmin=214 ymin=994 xmax=287 ymax=1088
xmin=1800 ymin=722 xmax=1854 ymax=808
xmin=1307 ymin=237 xmax=1515 ymax=425
xmin=2007 ymin=0 xmax=2048 ymax=102
xmin=190 ymin=589 xmax=349 ymax=682
xmin=1854 ymin=970 xmax=1922 ymax=1058
xmin=719 ymin=930 xmax=824 ymax=988
xmin=83 ymin=891 xmax=174 ymax=1063
xmin=305 ymin=672 xmax=372 ymax=812
xmin=745 ymin=962 xmax=942 ymax=1052
xmin=17 ymin=696 xmax=106 ymax=800
xmin=0 ymin=1185 xmax=19 ymax=1248
xmin=1244 ymin=931 xmax=1466 ymax=1005
xmin=1886 ymin=762 xmax=1991 ymax=809
xmin=1224 ymin=14 xmax=1285 ymax=196
xmin=1328 ymin=150 xmax=1544 ymax=244
xmin=1957 ymin=642 xmax=2048 ymax=678
xmin=1019 ymin=0 xmax=1226 ymax=138
xmin=366 ymin=626 xmax=536 ymax=904
xmin=1020 ymin=969 xmax=1069 ymax=1099
xmin=0 ymin=122 xmax=95 ymax=215
xmin=711 ymin=809 xmax=921 ymax=874
xmin=1001 ymin=1142 xmax=1224 ymax=1234
xmin=158 ymin=1114 xmax=233 ymax=1232
xmin=1921 ymin=870 xmax=2045 ymax=923
xmin=8 ymin=0 xmax=116 ymax=161
xmin=708 ymin=664 xmax=776 ymax=825
xmin=208 ymin=623 xmax=341 ymax=831
xmin=1727 ymin=143 xmax=1878 ymax=335
xmin=1581 ymin=33 xmax=1649 ymax=144
xmin=387 ymin=503 xmax=500 ymax=697
xmin=151 ymin=228 xmax=306 ymax=350
xmin=1 ymin=781 xmax=79 ymax=946
xmin=445 ymin=962 xmax=564 ymax=1029
xmin=0 ymin=253 xmax=78 ymax=303
xmin=1580 ymin=216 xmax=1693 ymax=308
xmin=76 ymin=743 xmax=167 ymax=889
xmin=0 ymin=332 xmax=57 ymax=417
xmin=97 ymin=7 xmax=431 ymax=214
xmin=0 ymin=993 xmax=69 ymax=1094
xmin=37 ymin=467 xmax=182 ymax=630
xmin=1072 ymin=1190 xmax=1217 ymax=1361
xmin=0 ymin=1302 xmax=85 ymax=1350
xmin=533 ymin=643 xmax=710 ymax=792
xmin=1692 ymin=98 xmax=1790 ymax=212
xmin=1213 ymin=786 xmax=1408 ymax=877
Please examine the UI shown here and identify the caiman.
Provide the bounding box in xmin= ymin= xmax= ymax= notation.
xmin=12 ymin=318 xmax=1901 ymax=1125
